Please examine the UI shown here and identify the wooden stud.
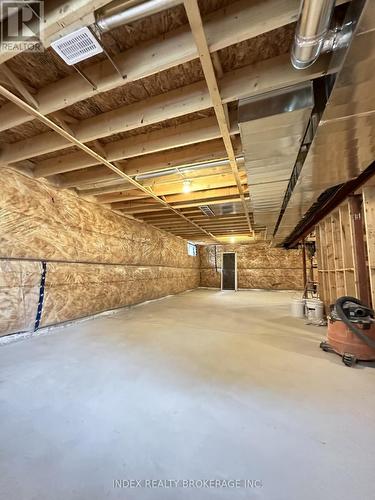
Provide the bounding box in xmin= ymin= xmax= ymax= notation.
xmin=361 ymin=188 xmax=375 ymax=306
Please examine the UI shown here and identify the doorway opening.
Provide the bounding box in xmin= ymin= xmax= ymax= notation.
xmin=221 ymin=252 xmax=237 ymax=290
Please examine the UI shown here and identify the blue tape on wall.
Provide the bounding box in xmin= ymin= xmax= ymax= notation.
xmin=34 ymin=261 xmax=47 ymax=332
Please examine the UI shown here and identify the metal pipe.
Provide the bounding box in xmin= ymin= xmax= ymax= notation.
xmin=291 ymin=0 xmax=336 ymax=69
xmin=134 ymin=157 xmax=245 ymax=181
xmin=96 ymin=0 xmax=182 ymax=32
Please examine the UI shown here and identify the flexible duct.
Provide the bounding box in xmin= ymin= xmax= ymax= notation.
xmin=96 ymin=0 xmax=182 ymax=31
xmin=291 ymin=0 xmax=336 ymax=69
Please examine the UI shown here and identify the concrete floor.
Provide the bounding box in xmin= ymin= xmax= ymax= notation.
xmin=1 ymin=289 xmax=375 ymax=500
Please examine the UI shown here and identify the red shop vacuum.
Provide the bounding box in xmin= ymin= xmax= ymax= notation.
xmin=320 ymin=296 xmax=375 ymax=367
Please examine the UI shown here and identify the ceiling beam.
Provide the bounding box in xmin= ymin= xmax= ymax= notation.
xmin=115 ymin=195 xmax=247 ymax=212
xmin=0 ymin=64 xmax=39 ymax=108
xmin=111 ymin=187 xmax=245 ymax=210
xmin=56 ymin=144 xmax=240 ymax=189
xmin=0 ymin=0 xmax=111 ymax=65
xmin=184 ymin=0 xmax=252 ymax=233
xmin=33 ymin=115 xmax=238 ymax=177
xmin=0 ymin=85 xmax=218 ymax=242
xmin=0 ymin=53 xmax=330 ymax=165
xmin=0 ymin=0 xmax=311 ymax=131
xmin=95 ymin=172 xmax=246 ymax=202
xmin=165 ymin=186 xmax=244 ymax=203
xmin=38 ymin=137 xmax=239 ymax=183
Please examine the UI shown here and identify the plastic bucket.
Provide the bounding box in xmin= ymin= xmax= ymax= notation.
xmin=306 ymin=299 xmax=324 ymax=321
xmin=291 ymin=299 xmax=305 ymax=318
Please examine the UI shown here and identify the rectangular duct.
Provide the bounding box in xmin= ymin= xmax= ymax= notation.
xmin=238 ymin=82 xmax=314 ymax=237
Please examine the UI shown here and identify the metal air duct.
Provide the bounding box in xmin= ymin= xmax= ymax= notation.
xmin=292 ymin=0 xmax=336 ymax=69
xmin=96 ymin=0 xmax=182 ymax=31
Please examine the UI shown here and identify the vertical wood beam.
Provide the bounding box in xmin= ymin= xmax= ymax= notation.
xmin=339 ymin=201 xmax=356 ymax=296
xmin=360 ymin=190 xmax=374 ymax=306
xmin=302 ymin=239 xmax=307 ymax=292
xmin=324 ymin=218 xmax=335 ymax=304
xmin=316 ymin=224 xmax=326 ymax=307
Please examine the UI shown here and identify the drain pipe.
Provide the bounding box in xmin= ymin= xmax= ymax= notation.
xmin=96 ymin=0 xmax=182 ymax=31
xmin=291 ymin=0 xmax=336 ymax=69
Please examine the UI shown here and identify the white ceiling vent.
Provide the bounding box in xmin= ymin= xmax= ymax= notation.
xmin=51 ymin=27 xmax=103 ymax=65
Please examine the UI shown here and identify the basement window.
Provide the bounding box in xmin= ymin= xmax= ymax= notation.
xmin=187 ymin=242 xmax=197 ymax=257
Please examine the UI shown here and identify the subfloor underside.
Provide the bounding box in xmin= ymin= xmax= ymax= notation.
xmin=1 ymin=289 xmax=374 ymax=500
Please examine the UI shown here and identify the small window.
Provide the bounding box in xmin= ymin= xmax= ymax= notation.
xmin=187 ymin=242 xmax=197 ymax=256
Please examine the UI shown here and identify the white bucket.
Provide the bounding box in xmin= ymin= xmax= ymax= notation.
xmin=305 ymin=299 xmax=324 ymax=321
xmin=291 ymin=298 xmax=305 ymax=318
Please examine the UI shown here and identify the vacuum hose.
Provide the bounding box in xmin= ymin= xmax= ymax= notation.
xmin=335 ymin=296 xmax=375 ymax=349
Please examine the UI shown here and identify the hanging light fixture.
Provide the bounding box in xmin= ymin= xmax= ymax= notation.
xmin=182 ymin=179 xmax=192 ymax=193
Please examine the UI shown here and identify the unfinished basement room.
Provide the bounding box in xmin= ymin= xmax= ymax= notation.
xmin=0 ymin=0 xmax=375 ymax=499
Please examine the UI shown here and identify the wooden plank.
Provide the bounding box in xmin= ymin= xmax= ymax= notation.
xmin=0 ymin=64 xmax=39 ymax=108
xmin=349 ymin=195 xmax=371 ymax=305
xmin=331 ymin=210 xmax=345 ymax=297
xmin=56 ymin=138 xmax=238 ymax=187
xmin=165 ymin=186 xmax=242 ymax=203
xmin=34 ymin=116 xmax=240 ymax=177
xmin=362 ymin=187 xmax=375 ymax=307
xmin=0 ymin=84 xmax=218 ymax=241
xmin=324 ymin=218 xmax=335 ymax=305
xmin=116 ymin=196 xmax=245 ymax=212
xmin=0 ymin=0 xmax=313 ymax=132
xmin=96 ymin=173 xmax=245 ymax=202
xmin=0 ymin=53 xmax=330 ymax=165
xmin=0 ymin=0 xmax=110 ymax=64
xmin=339 ymin=201 xmax=356 ymax=296
xmin=184 ymin=0 xmax=252 ymax=234
xmin=315 ymin=224 xmax=326 ymax=305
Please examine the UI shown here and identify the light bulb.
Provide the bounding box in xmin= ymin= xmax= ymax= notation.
xmin=230 ymin=236 xmax=236 ymax=243
xmin=182 ymin=179 xmax=192 ymax=193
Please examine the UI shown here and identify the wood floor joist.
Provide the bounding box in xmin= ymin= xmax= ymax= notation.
xmin=184 ymin=0 xmax=253 ymax=234
xmin=95 ymin=172 xmax=246 ymax=202
xmin=0 ymin=53 xmax=329 ymax=166
xmin=0 ymin=0 xmax=313 ymax=132
xmin=0 ymin=85 xmax=219 ymax=242
xmin=116 ymin=196 xmax=248 ymax=213
xmin=54 ymin=138 xmax=241 ymax=187
xmin=0 ymin=0 xmax=111 ymax=65
xmin=33 ymin=116 xmax=239 ymax=178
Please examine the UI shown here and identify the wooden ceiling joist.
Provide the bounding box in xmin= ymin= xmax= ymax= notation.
xmin=165 ymin=186 xmax=244 ymax=203
xmin=54 ymin=137 xmax=240 ymax=187
xmin=0 ymin=85 xmax=218 ymax=242
xmin=95 ymin=172 xmax=246 ymax=202
xmin=112 ymin=187 xmax=245 ymax=210
xmin=184 ymin=0 xmax=253 ymax=234
xmin=116 ymin=196 xmax=249 ymax=213
xmin=0 ymin=64 xmax=39 ymax=109
xmin=0 ymin=53 xmax=329 ymax=166
xmin=0 ymin=0 xmax=111 ymax=65
xmin=33 ymin=116 xmax=239 ymax=178
xmin=0 ymin=0 xmax=312 ymax=132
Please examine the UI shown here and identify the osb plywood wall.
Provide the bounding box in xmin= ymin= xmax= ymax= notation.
xmin=0 ymin=169 xmax=199 ymax=336
xmin=200 ymin=244 xmax=304 ymax=289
